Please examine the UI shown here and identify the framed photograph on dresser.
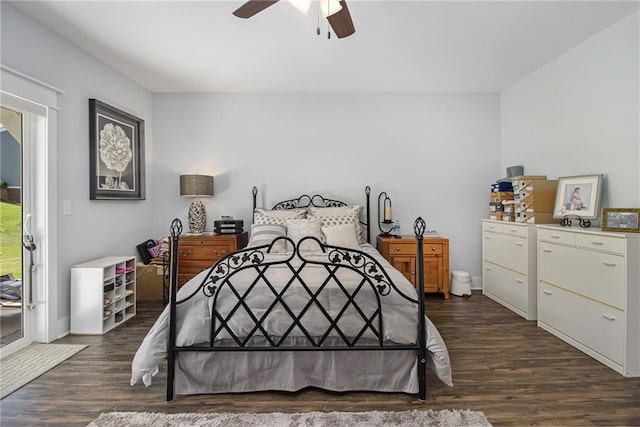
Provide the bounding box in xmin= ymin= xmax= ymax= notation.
xmin=601 ymin=208 xmax=640 ymax=233
xmin=553 ymin=174 xmax=603 ymax=219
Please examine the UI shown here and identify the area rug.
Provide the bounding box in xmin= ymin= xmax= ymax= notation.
xmin=0 ymin=343 xmax=87 ymax=399
xmin=87 ymin=409 xmax=492 ymax=427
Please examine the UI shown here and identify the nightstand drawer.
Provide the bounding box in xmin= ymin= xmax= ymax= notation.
xmin=387 ymin=243 xmax=418 ymax=255
xmin=377 ymin=235 xmax=450 ymax=299
xmin=423 ymin=243 xmax=444 ymax=255
xmin=173 ymin=232 xmax=249 ymax=289
xmin=178 ymin=245 xmax=231 ymax=260
xmin=387 ymin=242 xmax=443 ymax=255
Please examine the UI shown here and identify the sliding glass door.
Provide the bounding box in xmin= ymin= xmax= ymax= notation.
xmin=0 ymin=105 xmax=32 ymax=355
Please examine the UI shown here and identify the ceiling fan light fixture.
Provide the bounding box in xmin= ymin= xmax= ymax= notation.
xmin=288 ymin=0 xmax=311 ymax=15
xmin=320 ymin=0 xmax=342 ymax=17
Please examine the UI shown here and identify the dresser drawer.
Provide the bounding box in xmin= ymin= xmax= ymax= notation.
xmin=537 ymin=227 xmax=575 ymax=245
xmin=483 ymin=221 xmax=528 ymax=238
xmin=539 ymin=243 xmax=625 ymax=309
xmin=181 ymin=237 xmax=222 ymax=246
xmin=483 ymin=231 xmax=528 ymax=273
xmin=483 ymin=261 xmax=530 ymax=315
xmin=178 ymin=245 xmax=231 ymax=261
xmin=539 ymin=283 xmax=624 ymax=365
xmin=575 ymin=233 xmax=625 ymax=254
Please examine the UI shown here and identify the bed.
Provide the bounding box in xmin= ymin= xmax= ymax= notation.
xmin=130 ymin=187 xmax=452 ymax=401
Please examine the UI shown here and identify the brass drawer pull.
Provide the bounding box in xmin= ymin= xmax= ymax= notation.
xmin=179 ymin=250 xmax=191 ymax=257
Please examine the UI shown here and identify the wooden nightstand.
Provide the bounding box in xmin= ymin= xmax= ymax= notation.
xmin=377 ymin=235 xmax=450 ymax=299
xmin=176 ymin=232 xmax=249 ymax=289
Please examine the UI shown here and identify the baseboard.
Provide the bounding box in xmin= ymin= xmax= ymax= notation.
xmin=55 ymin=316 xmax=70 ymax=341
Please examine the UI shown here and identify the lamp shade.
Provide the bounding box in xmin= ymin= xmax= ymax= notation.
xmin=180 ymin=175 xmax=213 ymax=197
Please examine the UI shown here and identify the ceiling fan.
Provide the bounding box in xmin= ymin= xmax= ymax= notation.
xmin=233 ymin=0 xmax=356 ymax=39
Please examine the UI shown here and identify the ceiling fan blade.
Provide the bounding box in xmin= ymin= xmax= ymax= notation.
xmin=327 ymin=0 xmax=355 ymax=38
xmin=233 ymin=0 xmax=280 ymax=19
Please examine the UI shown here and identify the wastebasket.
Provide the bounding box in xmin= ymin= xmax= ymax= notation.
xmin=450 ymin=271 xmax=472 ymax=297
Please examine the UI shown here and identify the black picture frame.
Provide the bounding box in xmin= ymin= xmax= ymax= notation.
xmin=89 ymin=99 xmax=145 ymax=200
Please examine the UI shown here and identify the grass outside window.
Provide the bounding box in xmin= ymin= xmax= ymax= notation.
xmin=0 ymin=201 xmax=22 ymax=279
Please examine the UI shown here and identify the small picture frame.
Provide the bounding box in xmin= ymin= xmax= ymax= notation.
xmin=553 ymin=174 xmax=603 ymax=220
xmin=89 ymin=99 xmax=145 ymax=200
xmin=601 ymin=208 xmax=640 ymax=233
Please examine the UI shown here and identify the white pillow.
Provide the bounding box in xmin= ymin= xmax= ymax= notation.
xmin=254 ymin=208 xmax=306 ymax=225
xmin=308 ymin=205 xmax=364 ymax=243
xmin=247 ymin=224 xmax=287 ymax=253
xmin=322 ymin=223 xmax=360 ymax=250
xmin=286 ymin=218 xmax=324 ymax=252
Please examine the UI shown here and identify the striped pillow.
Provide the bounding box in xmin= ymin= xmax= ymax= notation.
xmin=247 ymin=224 xmax=287 ymax=253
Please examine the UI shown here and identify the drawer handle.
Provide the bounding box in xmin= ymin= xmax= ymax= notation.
xmin=543 ymin=248 xmax=553 ymax=253
xmin=179 ymin=250 xmax=191 ymax=257
xmin=603 ymin=261 xmax=617 ymax=267
xmin=602 ymin=314 xmax=616 ymax=321
xmin=515 ymin=278 xmax=524 ymax=284
xmin=509 ymin=229 xmax=518 ymax=233
xmin=550 ymin=234 xmax=561 ymax=239
xmin=591 ymin=241 xmax=604 ymax=246
xmin=431 ymin=247 xmax=436 ymax=252
xmin=516 ymin=242 xmax=524 ymax=247
xmin=485 ymin=266 xmax=491 ymax=270
xmin=543 ymin=290 xmax=553 ymax=295
xmin=485 ymin=236 xmax=492 ymax=239
xmin=395 ymin=247 xmax=400 ymax=251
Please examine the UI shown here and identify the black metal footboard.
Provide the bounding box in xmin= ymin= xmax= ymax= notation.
xmin=166 ymin=217 xmax=427 ymax=402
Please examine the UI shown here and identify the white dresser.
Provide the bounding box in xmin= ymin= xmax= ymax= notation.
xmin=537 ymin=225 xmax=639 ymax=376
xmin=482 ymin=219 xmax=537 ymax=320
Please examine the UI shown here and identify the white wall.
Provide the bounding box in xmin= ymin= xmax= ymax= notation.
xmin=152 ymin=93 xmax=500 ymax=284
xmin=501 ymin=12 xmax=640 ymax=209
xmin=1 ymin=3 xmax=154 ymax=337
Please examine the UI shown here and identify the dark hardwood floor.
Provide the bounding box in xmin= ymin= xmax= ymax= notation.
xmin=1 ymin=292 xmax=639 ymax=426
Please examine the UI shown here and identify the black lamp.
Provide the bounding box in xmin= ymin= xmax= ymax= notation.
xmin=378 ymin=192 xmax=394 ymax=237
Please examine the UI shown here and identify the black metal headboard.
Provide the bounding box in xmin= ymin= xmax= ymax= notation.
xmin=251 ymin=186 xmax=372 ymax=243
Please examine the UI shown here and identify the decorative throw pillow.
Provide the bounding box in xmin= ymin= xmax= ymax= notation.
xmin=247 ymin=224 xmax=287 ymax=253
xmin=308 ymin=205 xmax=365 ymax=243
xmin=285 ymin=218 xmax=324 ymax=252
xmin=253 ymin=208 xmax=306 ymax=225
xmin=322 ymin=223 xmax=360 ymax=250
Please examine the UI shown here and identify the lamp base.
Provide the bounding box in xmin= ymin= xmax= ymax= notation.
xmin=188 ymin=198 xmax=206 ymax=234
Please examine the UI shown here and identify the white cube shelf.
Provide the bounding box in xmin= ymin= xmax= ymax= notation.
xmin=71 ymin=256 xmax=136 ymax=334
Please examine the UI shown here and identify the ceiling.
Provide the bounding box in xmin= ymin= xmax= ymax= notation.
xmin=11 ymin=0 xmax=640 ymax=93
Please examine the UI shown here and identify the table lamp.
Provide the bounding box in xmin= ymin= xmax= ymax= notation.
xmin=180 ymin=174 xmax=214 ymax=234
xmin=377 ymin=191 xmax=394 ymax=236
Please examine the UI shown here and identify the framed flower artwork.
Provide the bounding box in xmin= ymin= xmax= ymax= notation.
xmin=89 ymin=99 xmax=145 ymax=200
